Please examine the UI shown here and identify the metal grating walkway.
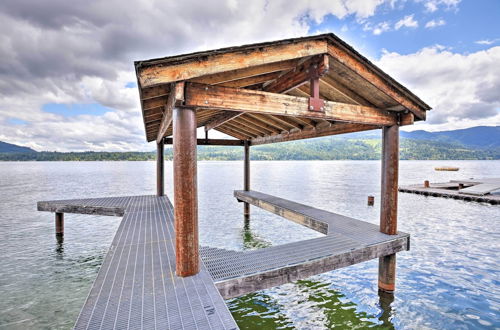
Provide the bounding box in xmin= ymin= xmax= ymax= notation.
xmin=38 ymin=195 xmax=238 ymax=330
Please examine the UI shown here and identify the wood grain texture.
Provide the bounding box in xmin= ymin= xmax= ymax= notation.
xmin=138 ymin=40 xmax=327 ymax=87
xmin=184 ymin=83 xmax=397 ymax=126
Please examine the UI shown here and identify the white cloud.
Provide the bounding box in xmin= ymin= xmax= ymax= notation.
xmin=372 ymin=21 xmax=391 ymax=35
xmin=0 ymin=0 xmax=391 ymax=151
xmin=395 ymin=14 xmax=418 ymax=30
xmin=425 ymin=19 xmax=446 ymax=28
xmin=475 ymin=39 xmax=499 ymax=46
xmin=377 ymin=45 xmax=500 ymax=131
xmin=420 ymin=0 xmax=461 ymax=12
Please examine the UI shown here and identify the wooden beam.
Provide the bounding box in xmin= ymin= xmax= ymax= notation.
xmin=245 ymin=113 xmax=291 ymax=131
xmin=204 ymin=111 xmax=243 ymax=132
xmin=191 ymin=58 xmax=300 ymax=85
xmin=156 ymin=140 xmax=164 ymax=196
xmin=184 ymin=83 xmax=397 ymax=126
xmin=173 ymin=107 xmax=199 ymax=277
xmin=327 ymin=47 xmax=427 ymax=120
xmin=156 ymin=82 xmax=184 ymax=144
xmin=218 ymin=71 xmax=282 ymax=88
xmin=251 ymin=123 xmax=378 ymax=146
xmin=320 ymin=74 xmax=374 ymax=106
xmin=165 ymin=138 xmax=244 ymax=146
xmin=138 ymin=40 xmax=327 ymax=88
xmin=216 ymin=126 xmax=252 ymax=140
xmin=379 ymin=124 xmax=399 ymax=292
xmin=264 ymin=54 xmax=329 ymax=94
xmin=238 ymin=115 xmax=281 ymax=134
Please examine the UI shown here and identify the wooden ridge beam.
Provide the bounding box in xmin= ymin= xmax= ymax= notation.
xmin=264 ymin=54 xmax=329 ymax=94
xmin=156 ymin=82 xmax=184 ymax=144
xmin=204 ymin=111 xmax=243 ymax=132
xmin=326 ymin=47 xmax=427 ymax=120
xmin=138 ymin=40 xmax=327 ymax=88
xmin=184 ymin=83 xmax=398 ymax=126
xmin=250 ymin=123 xmax=379 ymax=146
xmin=164 ymin=138 xmax=244 ymax=146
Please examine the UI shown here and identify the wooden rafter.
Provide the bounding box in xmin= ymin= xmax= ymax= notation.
xmin=320 ymin=74 xmax=373 ymax=106
xmin=184 ymin=83 xmax=399 ymax=126
xmin=231 ymin=117 xmax=275 ymax=135
xmin=245 ymin=113 xmax=290 ymax=131
xmin=238 ymin=115 xmax=281 ymax=134
xmin=264 ymin=54 xmax=329 ymax=94
xmin=204 ymin=111 xmax=243 ymax=132
xmin=218 ymin=72 xmax=283 ymax=88
xmin=156 ymin=82 xmax=184 ymax=144
xmin=326 ymin=48 xmax=426 ymax=119
xmin=251 ymin=123 xmax=379 ymax=146
xmin=223 ymin=122 xmax=260 ymax=138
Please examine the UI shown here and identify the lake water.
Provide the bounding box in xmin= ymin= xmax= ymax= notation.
xmin=0 ymin=160 xmax=499 ymax=329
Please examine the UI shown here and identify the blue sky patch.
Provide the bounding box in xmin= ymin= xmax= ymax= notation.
xmin=308 ymin=1 xmax=500 ymax=59
xmin=7 ymin=118 xmax=28 ymax=125
xmin=125 ymin=82 xmax=137 ymax=88
xmin=42 ymin=103 xmax=112 ymax=117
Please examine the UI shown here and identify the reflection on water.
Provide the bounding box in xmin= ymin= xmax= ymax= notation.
xmin=229 ymin=279 xmax=397 ymax=329
xmin=0 ymin=160 xmax=499 ymax=329
xmin=241 ymin=217 xmax=271 ymax=250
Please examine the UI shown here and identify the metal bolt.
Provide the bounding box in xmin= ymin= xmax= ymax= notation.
xmin=205 ymin=86 xmax=209 ymax=91
xmin=309 ymin=105 xmax=314 ymax=110
xmin=205 ymin=100 xmax=208 ymax=104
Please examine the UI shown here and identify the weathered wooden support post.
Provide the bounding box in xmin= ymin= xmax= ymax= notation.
xmin=244 ymin=141 xmax=250 ymax=221
xmin=379 ymin=124 xmax=399 ymax=292
xmin=173 ymin=107 xmax=199 ymax=277
xmin=157 ymin=140 xmax=164 ymax=196
xmin=55 ymin=212 xmax=64 ymax=236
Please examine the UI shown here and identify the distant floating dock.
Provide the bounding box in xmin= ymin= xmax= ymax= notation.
xmin=399 ymin=178 xmax=500 ymax=205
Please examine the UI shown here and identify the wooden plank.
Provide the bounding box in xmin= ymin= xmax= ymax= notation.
xmin=320 ymin=74 xmax=374 ymax=106
xmin=264 ymin=54 xmax=329 ymax=94
xmin=138 ymin=40 xmax=327 ymax=87
xmin=184 ymin=83 xmax=397 ymax=126
xmin=204 ymin=111 xmax=243 ymax=131
xmin=238 ymin=114 xmax=281 ymax=134
xmin=156 ymin=82 xmax=184 ymax=144
xmin=218 ymin=71 xmax=282 ymax=88
xmin=192 ymin=58 xmax=300 ymax=85
xmin=251 ymin=123 xmax=378 ymax=145
xmin=327 ymin=46 xmax=427 ymax=120
xmin=245 ymin=113 xmax=291 ymax=131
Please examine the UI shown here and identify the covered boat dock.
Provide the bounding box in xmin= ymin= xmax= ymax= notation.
xmin=38 ymin=33 xmax=431 ymax=329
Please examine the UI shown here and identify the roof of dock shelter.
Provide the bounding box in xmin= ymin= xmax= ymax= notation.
xmin=134 ymin=33 xmax=431 ymax=144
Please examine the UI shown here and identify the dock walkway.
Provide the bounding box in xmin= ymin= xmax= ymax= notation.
xmin=38 ymin=192 xmax=410 ymax=328
xmin=38 ymin=195 xmax=238 ymax=330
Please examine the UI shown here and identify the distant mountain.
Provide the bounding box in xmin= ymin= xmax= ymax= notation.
xmin=400 ymin=126 xmax=500 ymax=148
xmin=0 ymin=141 xmax=37 ymax=153
xmin=1 ymin=126 xmax=498 ymax=160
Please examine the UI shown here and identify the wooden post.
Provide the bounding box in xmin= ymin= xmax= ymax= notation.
xmin=244 ymin=141 xmax=250 ymax=221
xmin=173 ymin=107 xmax=199 ymax=277
xmin=157 ymin=140 xmax=164 ymax=196
xmin=379 ymin=124 xmax=399 ymax=292
xmin=424 ymin=180 xmax=429 ymax=188
xmin=55 ymin=212 xmax=64 ymax=236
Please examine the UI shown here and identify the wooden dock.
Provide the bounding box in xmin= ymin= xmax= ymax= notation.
xmin=399 ymin=179 xmax=500 ymax=205
xmin=38 ymin=195 xmax=238 ymax=330
xmin=38 ymin=192 xmax=410 ymax=328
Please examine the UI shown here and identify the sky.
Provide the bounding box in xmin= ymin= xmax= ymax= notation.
xmin=0 ymin=0 xmax=499 ymax=152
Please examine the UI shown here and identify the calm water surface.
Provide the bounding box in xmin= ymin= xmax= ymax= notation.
xmin=0 ymin=160 xmax=499 ymax=329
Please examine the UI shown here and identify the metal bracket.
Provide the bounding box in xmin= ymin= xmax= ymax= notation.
xmin=308 ymin=63 xmax=325 ymax=112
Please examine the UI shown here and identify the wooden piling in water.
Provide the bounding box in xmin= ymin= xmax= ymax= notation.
xmin=173 ymin=107 xmax=199 ymax=277
xmin=379 ymin=124 xmax=399 ymax=292
xmin=368 ymin=195 xmax=374 ymax=206
xmin=55 ymin=212 xmax=64 ymax=236
xmin=157 ymin=140 xmax=164 ymax=196
xmin=424 ymin=180 xmax=429 ymax=188
xmin=244 ymin=141 xmax=250 ymax=220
